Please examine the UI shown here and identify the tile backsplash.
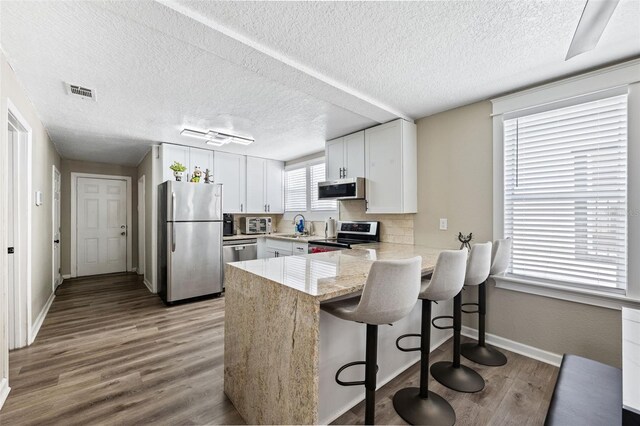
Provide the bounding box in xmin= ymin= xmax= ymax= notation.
xmin=339 ymin=200 xmax=415 ymax=244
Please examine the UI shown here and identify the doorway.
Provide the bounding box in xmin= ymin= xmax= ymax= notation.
xmin=6 ymin=102 xmax=32 ymax=350
xmin=52 ymin=166 xmax=61 ymax=290
xmin=137 ymin=175 xmax=145 ymax=278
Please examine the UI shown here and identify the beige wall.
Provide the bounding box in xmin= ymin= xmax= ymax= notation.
xmin=137 ymin=150 xmax=154 ymax=288
xmin=60 ymin=159 xmax=138 ymax=275
xmin=1 ymin=52 xmax=62 ymax=331
xmin=414 ymin=100 xmax=622 ymax=367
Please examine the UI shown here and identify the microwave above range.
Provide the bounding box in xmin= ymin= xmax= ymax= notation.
xmin=239 ymin=217 xmax=272 ymax=235
xmin=317 ymin=177 xmax=365 ymax=200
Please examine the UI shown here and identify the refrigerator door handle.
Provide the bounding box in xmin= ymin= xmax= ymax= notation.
xmin=171 ymin=223 xmax=176 ymax=252
xmin=171 ymin=191 xmax=176 ymax=221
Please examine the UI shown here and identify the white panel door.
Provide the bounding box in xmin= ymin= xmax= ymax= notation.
xmin=344 ymin=131 xmax=365 ymax=178
xmin=325 ymin=137 xmax=344 ymax=180
xmin=246 ymin=156 xmax=266 ymax=213
xmin=188 ymin=147 xmax=214 ymax=182
xmin=214 ymin=151 xmax=247 ymax=213
xmin=365 ymin=120 xmax=402 ymax=213
xmin=7 ymin=126 xmax=17 ymax=349
xmin=53 ymin=167 xmax=61 ymax=288
xmin=77 ymin=178 xmax=127 ymax=276
xmin=266 ymin=159 xmax=284 ymax=213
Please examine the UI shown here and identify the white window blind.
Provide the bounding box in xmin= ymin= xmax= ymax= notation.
xmin=310 ymin=163 xmax=337 ymax=211
xmin=285 ymin=167 xmax=307 ymax=212
xmin=503 ymin=94 xmax=628 ymax=289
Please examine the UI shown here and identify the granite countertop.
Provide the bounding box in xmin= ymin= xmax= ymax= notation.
xmin=223 ymin=233 xmax=325 ymax=243
xmin=227 ymin=243 xmax=444 ymax=302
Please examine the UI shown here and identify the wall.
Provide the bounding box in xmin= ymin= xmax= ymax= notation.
xmin=0 ymin=47 xmax=7 ymax=405
xmin=1 ymin=52 xmax=62 ymax=331
xmin=414 ymin=100 xmax=622 ymax=367
xmin=339 ymin=200 xmax=414 ymax=244
xmin=137 ymin=150 xmax=154 ymax=289
xmin=60 ymin=159 xmax=138 ymax=275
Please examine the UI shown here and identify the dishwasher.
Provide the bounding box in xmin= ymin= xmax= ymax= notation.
xmin=223 ymin=238 xmax=258 ymax=287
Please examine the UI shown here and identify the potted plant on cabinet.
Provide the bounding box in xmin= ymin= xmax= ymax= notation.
xmin=170 ymin=161 xmax=187 ymax=181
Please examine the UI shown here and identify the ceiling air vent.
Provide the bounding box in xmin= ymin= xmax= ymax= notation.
xmin=65 ymin=83 xmax=97 ymax=101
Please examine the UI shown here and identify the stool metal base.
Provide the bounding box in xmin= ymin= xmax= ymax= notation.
xmin=393 ymin=387 xmax=456 ymax=426
xmin=460 ymin=343 xmax=507 ymax=366
xmin=430 ymin=361 xmax=485 ymax=393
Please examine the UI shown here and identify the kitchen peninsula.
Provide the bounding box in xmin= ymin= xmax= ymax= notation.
xmin=223 ymin=243 xmax=450 ymax=424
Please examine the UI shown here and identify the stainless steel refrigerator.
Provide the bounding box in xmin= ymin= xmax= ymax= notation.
xmin=158 ymin=181 xmax=223 ymax=304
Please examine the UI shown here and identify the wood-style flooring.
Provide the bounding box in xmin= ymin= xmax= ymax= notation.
xmin=0 ymin=273 xmax=557 ymax=425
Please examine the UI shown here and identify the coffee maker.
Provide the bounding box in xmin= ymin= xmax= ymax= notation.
xmin=223 ymin=213 xmax=234 ymax=236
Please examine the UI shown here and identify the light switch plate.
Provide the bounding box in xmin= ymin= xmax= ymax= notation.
xmin=439 ymin=218 xmax=448 ymax=230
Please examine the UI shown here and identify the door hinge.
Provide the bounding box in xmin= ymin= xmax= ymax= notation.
xmin=8 ymin=247 xmax=14 ymax=254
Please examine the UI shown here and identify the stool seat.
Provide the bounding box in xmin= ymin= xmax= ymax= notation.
xmin=321 ymin=296 xmax=360 ymax=322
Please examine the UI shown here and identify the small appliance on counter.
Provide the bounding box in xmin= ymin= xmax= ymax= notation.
xmin=239 ymin=216 xmax=272 ymax=234
xmin=223 ymin=213 xmax=234 ymax=236
xmin=308 ymin=220 xmax=379 ymax=253
xmin=325 ymin=217 xmax=336 ymax=239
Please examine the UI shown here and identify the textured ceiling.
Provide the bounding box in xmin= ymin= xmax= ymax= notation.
xmin=1 ymin=1 xmax=639 ymax=166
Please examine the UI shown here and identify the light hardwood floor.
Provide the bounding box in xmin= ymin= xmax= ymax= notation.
xmin=0 ymin=273 xmax=557 ymax=425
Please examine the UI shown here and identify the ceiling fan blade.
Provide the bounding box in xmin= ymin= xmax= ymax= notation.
xmin=566 ymin=0 xmax=620 ymax=60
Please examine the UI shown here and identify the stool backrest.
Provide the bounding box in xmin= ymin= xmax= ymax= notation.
xmin=464 ymin=242 xmax=492 ymax=286
xmin=421 ymin=249 xmax=468 ymax=301
xmin=490 ymin=238 xmax=512 ymax=276
xmin=354 ymin=256 xmax=422 ymax=325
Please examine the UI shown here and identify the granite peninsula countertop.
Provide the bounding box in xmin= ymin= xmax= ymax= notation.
xmin=226 ymin=243 xmax=444 ymax=302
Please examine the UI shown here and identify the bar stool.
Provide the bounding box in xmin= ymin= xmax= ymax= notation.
xmin=430 ymin=242 xmax=492 ymax=393
xmin=461 ymin=238 xmax=511 ymax=366
xmin=322 ymin=257 xmax=422 ymax=425
xmin=392 ymin=249 xmax=468 ymax=426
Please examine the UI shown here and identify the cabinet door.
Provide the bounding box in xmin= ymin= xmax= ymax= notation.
xmin=188 ymin=147 xmax=214 ymax=183
xmin=214 ymin=152 xmax=247 ymax=213
xmin=266 ymin=160 xmax=284 ymax=213
xmin=246 ymin=156 xmax=266 ymax=213
xmin=365 ymin=121 xmax=403 ymax=213
xmin=325 ymin=137 xmax=344 ymax=180
xmin=162 ymin=144 xmax=190 ymax=183
xmin=344 ymin=131 xmax=365 ymax=178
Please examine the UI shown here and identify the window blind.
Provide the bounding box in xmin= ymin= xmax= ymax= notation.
xmin=503 ymin=94 xmax=628 ymax=289
xmin=310 ymin=163 xmax=337 ymax=211
xmin=285 ymin=167 xmax=307 ymax=212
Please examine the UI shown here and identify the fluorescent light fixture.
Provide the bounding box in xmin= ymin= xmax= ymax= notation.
xmin=181 ymin=128 xmax=254 ymax=146
xmin=566 ymin=0 xmax=620 ymax=60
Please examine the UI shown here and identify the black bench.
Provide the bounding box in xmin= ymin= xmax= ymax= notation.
xmin=545 ymin=354 xmax=623 ymax=426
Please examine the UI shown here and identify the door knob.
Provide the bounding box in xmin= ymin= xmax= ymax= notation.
xmin=53 ymin=239 xmax=60 ymax=244
xmin=121 ymin=225 xmax=126 ymax=229
xmin=121 ymin=232 xmax=126 ymax=236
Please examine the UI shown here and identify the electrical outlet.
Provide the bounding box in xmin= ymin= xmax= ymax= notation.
xmin=439 ymin=218 xmax=448 ymax=231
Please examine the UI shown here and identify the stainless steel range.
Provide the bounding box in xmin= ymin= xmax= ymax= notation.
xmin=308 ymin=220 xmax=380 ymax=253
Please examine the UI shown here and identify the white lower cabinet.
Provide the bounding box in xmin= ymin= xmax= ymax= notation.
xmin=259 ymin=238 xmax=308 ymax=259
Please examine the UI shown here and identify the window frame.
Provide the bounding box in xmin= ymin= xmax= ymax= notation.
xmin=491 ymin=59 xmax=640 ymax=310
xmin=283 ymin=158 xmax=337 ymax=219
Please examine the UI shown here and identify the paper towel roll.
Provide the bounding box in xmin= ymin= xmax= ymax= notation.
xmin=325 ymin=217 xmax=336 ymax=238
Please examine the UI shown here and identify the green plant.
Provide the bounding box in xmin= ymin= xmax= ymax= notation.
xmin=169 ymin=161 xmax=187 ymax=172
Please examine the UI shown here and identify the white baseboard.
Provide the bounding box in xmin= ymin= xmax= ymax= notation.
xmin=143 ymin=278 xmax=154 ymax=293
xmin=324 ymin=330 xmax=453 ymax=425
xmin=129 ymin=267 xmax=137 ymax=273
xmin=29 ymin=292 xmax=55 ymax=345
xmin=62 ymin=274 xmax=71 ymax=279
xmin=461 ymin=325 xmax=562 ymax=367
xmin=0 ymin=378 xmax=10 ymax=410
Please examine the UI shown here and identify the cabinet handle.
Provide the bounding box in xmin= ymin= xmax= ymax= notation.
xmin=240 ymin=203 xmax=243 ymax=212
xmin=264 ymin=204 xmax=267 ymax=212
xmin=343 ymin=167 xmax=347 ymax=178
xmin=268 ymin=204 xmax=270 ymax=212
xmin=339 ymin=167 xmax=343 ymax=178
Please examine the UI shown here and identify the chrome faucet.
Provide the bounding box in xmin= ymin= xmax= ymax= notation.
xmin=292 ymin=214 xmax=307 ymax=235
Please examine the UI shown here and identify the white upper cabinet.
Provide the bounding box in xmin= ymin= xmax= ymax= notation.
xmin=246 ymin=156 xmax=284 ymax=214
xmin=161 ymin=144 xmax=213 ymax=183
xmin=246 ymin=156 xmax=266 ymax=213
xmin=325 ymin=131 xmax=365 ymax=180
xmin=266 ymin=159 xmax=284 ymax=214
xmin=365 ymin=119 xmax=417 ymax=214
xmin=214 ymin=151 xmax=247 ymax=213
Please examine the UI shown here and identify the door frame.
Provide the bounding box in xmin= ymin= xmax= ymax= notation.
xmin=5 ymin=99 xmax=33 ymax=350
xmin=137 ymin=175 xmax=145 ymax=277
xmin=70 ymin=172 xmax=133 ymax=278
xmin=51 ymin=165 xmax=61 ymax=291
